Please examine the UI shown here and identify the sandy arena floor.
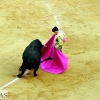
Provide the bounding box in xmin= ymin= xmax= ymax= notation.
xmin=0 ymin=0 xmax=100 ymax=100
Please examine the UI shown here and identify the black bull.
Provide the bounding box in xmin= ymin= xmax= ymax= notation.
xmin=17 ymin=39 xmax=53 ymax=77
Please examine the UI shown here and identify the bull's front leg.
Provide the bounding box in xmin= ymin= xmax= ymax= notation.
xmin=17 ymin=69 xmax=26 ymax=77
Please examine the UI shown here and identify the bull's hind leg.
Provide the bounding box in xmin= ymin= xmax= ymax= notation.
xmin=17 ymin=69 xmax=26 ymax=77
xmin=34 ymin=67 xmax=38 ymax=76
xmin=33 ymin=63 xmax=40 ymax=76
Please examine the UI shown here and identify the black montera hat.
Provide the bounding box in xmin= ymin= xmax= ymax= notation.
xmin=52 ymin=26 xmax=59 ymax=32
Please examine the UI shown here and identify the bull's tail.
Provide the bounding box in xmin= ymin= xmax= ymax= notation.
xmin=40 ymin=56 xmax=54 ymax=63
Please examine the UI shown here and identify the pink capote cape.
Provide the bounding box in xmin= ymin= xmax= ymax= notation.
xmin=40 ymin=34 xmax=68 ymax=74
